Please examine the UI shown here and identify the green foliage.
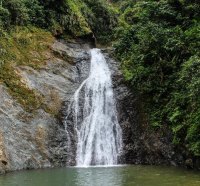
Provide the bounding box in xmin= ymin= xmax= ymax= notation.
xmin=24 ymin=0 xmax=46 ymax=27
xmin=115 ymin=0 xmax=200 ymax=155
xmin=0 ymin=6 xmax=10 ymax=28
xmin=0 ymin=0 xmax=117 ymax=39
xmin=3 ymin=0 xmax=29 ymax=25
xmin=81 ymin=0 xmax=118 ymax=42
xmin=168 ymin=55 xmax=200 ymax=155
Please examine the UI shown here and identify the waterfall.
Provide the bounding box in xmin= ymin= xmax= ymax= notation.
xmin=65 ymin=48 xmax=122 ymax=166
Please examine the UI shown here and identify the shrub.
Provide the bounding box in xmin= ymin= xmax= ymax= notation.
xmin=114 ymin=0 xmax=200 ymax=155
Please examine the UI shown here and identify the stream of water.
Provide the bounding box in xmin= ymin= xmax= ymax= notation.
xmin=66 ymin=48 xmax=122 ymax=166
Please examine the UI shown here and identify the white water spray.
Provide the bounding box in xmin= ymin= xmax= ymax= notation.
xmin=66 ymin=48 xmax=122 ymax=166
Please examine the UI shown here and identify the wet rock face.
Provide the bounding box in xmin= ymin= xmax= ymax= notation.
xmin=61 ymin=47 xmax=179 ymax=166
xmin=0 ymin=39 xmax=91 ymax=173
xmin=0 ymin=130 xmax=9 ymax=174
xmin=103 ymin=50 xmax=183 ymax=166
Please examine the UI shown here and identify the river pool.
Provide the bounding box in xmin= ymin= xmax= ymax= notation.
xmin=0 ymin=165 xmax=199 ymax=186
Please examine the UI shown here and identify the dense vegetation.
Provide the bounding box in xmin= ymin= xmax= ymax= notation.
xmin=0 ymin=0 xmax=117 ymax=111
xmin=114 ymin=0 xmax=200 ymax=156
xmin=0 ymin=0 xmax=199 ymax=159
xmin=0 ymin=0 xmax=117 ymax=38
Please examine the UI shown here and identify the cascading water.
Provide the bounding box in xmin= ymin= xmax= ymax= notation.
xmin=65 ymin=48 xmax=122 ymax=166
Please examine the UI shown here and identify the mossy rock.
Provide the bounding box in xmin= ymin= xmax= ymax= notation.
xmin=0 ymin=26 xmax=54 ymax=112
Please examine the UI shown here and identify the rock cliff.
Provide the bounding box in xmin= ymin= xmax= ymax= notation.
xmin=0 ymin=39 xmax=194 ymax=174
xmin=0 ymin=39 xmax=91 ymax=174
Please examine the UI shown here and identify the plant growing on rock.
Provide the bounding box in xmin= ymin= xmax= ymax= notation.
xmin=114 ymin=0 xmax=200 ymax=156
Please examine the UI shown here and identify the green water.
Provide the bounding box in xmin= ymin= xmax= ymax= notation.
xmin=0 ymin=165 xmax=199 ymax=186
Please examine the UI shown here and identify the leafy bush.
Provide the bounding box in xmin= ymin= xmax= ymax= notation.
xmin=82 ymin=0 xmax=118 ymax=42
xmin=3 ymin=0 xmax=29 ymax=25
xmin=0 ymin=0 xmax=117 ymax=39
xmin=0 ymin=6 xmax=10 ymax=28
xmin=115 ymin=0 xmax=200 ymax=155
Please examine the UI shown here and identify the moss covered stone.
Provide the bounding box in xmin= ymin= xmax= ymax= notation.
xmin=0 ymin=26 xmax=54 ymax=112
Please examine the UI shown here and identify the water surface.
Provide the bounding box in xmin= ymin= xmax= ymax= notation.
xmin=0 ymin=165 xmax=199 ymax=186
